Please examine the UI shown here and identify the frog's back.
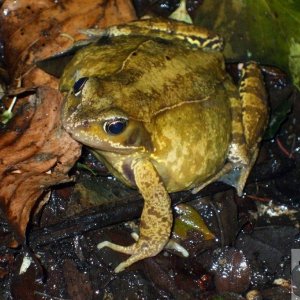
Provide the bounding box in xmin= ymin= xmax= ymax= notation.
xmin=61 ymin=36 xmax=228 ymax=122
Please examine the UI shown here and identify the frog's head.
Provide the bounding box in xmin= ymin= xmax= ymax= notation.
xmin=62 ymin=76 xmax=153 ymax=154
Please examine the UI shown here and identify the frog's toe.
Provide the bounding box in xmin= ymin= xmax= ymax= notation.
xmin=113 ymin=253 xmax=143 ymax=273
xmin=165 ymin=239 xmax=189 ymax=257
xmin=114 ymin=261 xmax=127 ymax=273
xmin=130 ymin=232 xmax=139 ymax=241
xmin=97 ymin=240 xmax=110 ymax=250
xmin=97 ymin=240 xmax=136 ymax=255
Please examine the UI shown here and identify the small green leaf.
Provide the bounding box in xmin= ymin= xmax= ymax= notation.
xmin=1 ymin=96 xmax=18 ymax=124
xmin=1 ymin=110 xmax=13 ymax=124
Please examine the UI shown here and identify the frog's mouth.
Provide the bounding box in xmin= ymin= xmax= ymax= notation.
xmin=69 ymin=129 xmax=144 ymax=154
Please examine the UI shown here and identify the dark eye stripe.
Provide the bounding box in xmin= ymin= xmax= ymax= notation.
xmin=103 ymin=118 xmax=128 ymax=135
xmin=73 ymin=77 xmax=88 ymax=96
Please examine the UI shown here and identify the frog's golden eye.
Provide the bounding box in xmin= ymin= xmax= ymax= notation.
xmin=103 ymin=118 xmax=128 ymax=135
xmin=73 ymin=77 xmax=88 ymax=96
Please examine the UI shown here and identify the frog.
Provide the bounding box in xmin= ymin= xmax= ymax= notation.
xmin=56 ymin=18 xmax=268 ymax=273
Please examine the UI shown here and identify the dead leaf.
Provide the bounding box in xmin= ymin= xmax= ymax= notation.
xmin=0 ymin=86 xmax=81 ymax=240
xmin=0 ymin=0 xmax=137 ymax=88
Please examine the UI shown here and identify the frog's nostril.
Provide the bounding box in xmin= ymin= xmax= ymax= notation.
xmin=82 ymin=120 xmax=89 ymax=127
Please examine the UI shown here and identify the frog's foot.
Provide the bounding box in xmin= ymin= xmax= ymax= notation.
xmin=131 ymin=231 xmax=189 ymax=257
xmin=165 ymin=239 xmax=189 ymax=257
xmin=192 ymin=163 xmax=233 ymax=194
xmin=133 ymin=225 xmax=189 ymax=258
xmin=98 ymin=237 xmax=168 ymax=273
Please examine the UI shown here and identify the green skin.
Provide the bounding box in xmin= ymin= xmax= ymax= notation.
xmin=60 ymin=19 xmax=268 ymax=273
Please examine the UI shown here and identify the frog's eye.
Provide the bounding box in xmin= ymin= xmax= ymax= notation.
xmin=73 ymin=77 xmax=88 ymax=96
xmin=103 ymin=118 xmax=128 ymax=135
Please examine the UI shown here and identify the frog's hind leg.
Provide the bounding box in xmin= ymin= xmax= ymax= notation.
xmin=223 ymin=62 xmax=268 ymax=196
xmin=97 ymin=159 xmax=172 ymax=273
xmin=97 ymin=241 xmax=136 ymax=255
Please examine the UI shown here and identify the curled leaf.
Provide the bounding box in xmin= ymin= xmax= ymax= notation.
xmin=173 ymin=203 xmax=215 ymax=241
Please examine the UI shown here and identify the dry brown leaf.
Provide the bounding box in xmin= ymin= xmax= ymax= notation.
xmin=0 ymin=0 xmax=137 ymax=88
xmin=0 ymin=86 xmax=81 ymax=240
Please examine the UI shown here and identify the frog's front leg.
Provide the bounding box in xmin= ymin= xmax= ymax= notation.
xmin=97 ymin=159 xmax=172 ymax=273
xmin=225 ymin=62 xmax=268 ymax=195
